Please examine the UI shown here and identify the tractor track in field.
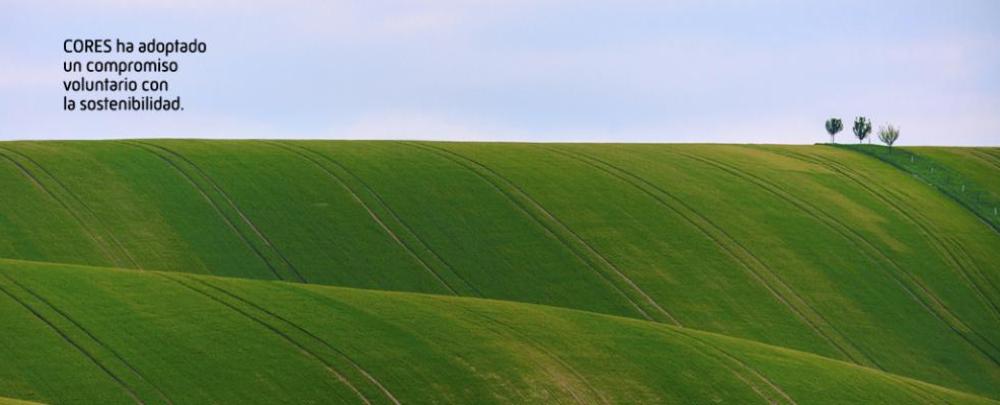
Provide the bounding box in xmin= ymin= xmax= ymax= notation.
xmin=549 ymin=146 xmax=870 ymax=367
xmin=262 ymin=141 xmax=466 ymax=296
xmin=969 ymin=150 xmax=1000 ymax=171
xmin=195 ymin=278 xmax=401 ymax=405
xmin=890 ymin=376 xmax=948 ymax=405
xmin=402 ymin=141 xmax=678 ymax=325
xmin=0 ymin=283 xmax=143 ymax=404
xmin=0 ymin=274 xmax=173 ymax=404
xmin=624 ymin=147 xmax=881 ymax=368
xmin=156 ymin=273 xmax=373 ymax=405
xmin=769 ymin=149 xmax=1000 ymax=322
xmin=681 ymin=149 xmax=1000 ymax=363
xmin=120 ymin=141 xmax=277 ymax=280
xmin=0 ymin=146 xmax=142 ymax=270
xmin=121 ymin=141 xmax=302 ymax=283
xmin=770 ymin=148 xmax=1000 ymax=322
xmin=811 ymin=149 xmax=1000 ymax=294
xmin=0 ymin=273 xmax=167 ymax=405
xmin=135 ymin=142 xmax=308 ymax=283
xmin=844 ymin=147 xmax=1000 ymax=237
xmin=948 ymin=238 xmax=1000 ymax=303
xmin=681 ymin=149 xmax=1000 ymax=366
xmin=290 ymin=142 xmax=484 ymax=297
xmin=0 ymin=148 xmax=130 ymax=268
xmin=667 ymin=328 xmax=797 ymax=405
xmin=985 ymin=149 xmax=1000 ymax=163
xmin=937 ymin=236 xmax=1000 ymax=319
xmin=456 ymin=306 xmax=610 ymax=405
xmin=459 ymin=313 xmax=591 ymax=404
xmin=778 ymin=150 xmax=1000 ymax=362
xmin=683 ymin=149 xmax=1000 ymax=366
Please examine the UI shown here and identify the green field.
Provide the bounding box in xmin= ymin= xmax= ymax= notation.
xmin=837 ymin=144 xmax=1000 ymax=233
xmin=905 ymin=147 xmax=1000 ymax=203
xmin=1 ymin=259 xmax=994 ymax=404
xmin=0 ymin=141 xmax=997 ymax=403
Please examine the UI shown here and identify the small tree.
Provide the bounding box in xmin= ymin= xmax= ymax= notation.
xmin=825 ymin=118 xmax=843 ymax=143
xmin=853 ymin=116 xmax=872 ymax=144
xmin=879 ymin=124 xmax=900 ymax=152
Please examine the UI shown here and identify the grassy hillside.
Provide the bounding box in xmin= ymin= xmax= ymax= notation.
xmin=0 ymin=141 xmax=998 ymax=400
xmin=837 ymin=144 xmax=1000 ymax=233
xmin=0 ymin=259 xmax=994 ymax=404
xmin=0 ymin=397 xmax=42 ymax=405
xmin=906 ymin=147 xmax=1000 ymax=201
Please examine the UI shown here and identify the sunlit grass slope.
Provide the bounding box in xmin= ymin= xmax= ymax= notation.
xmin=0 ymin=259 xmax=994 ymax=405
xmin=907 ymin=147 xmax=1000 ymax=201
xmin=0 ymin=141 xmax=997 ymax=398
xmin=0 ymin=397 xmax=42 ymax=405
xmin=839 ymin=144 xmax=1000 ymax=232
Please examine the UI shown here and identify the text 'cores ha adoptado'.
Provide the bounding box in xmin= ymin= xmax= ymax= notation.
xmin=62 ymin=38 xmax=207 ymax=112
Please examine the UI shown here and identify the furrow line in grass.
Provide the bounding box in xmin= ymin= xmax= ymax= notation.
xmin=0 ymin=272 xmax=173 ymax=404
xmin=120 ymin=141 xmax=292 ymax=282
xmin=710 ymin=362 xmax=777 ymax=405
xmin=0 ymin=148 xmax=126 ymax=268
xmin=413 ymin=142 xmax=683 ymax=324
xmin=0 ymin=274 xmax=145 ymax=405
xmin=923 ymin=235 xmax=1000 ymax=320
xmin=774 ymin=149 xmax=1000 ymax=324
xmin=652 ymin=326 xmax=780 ymax=404
xmin=266 ymin=141 xmax=456 ymax=294
xmin=119 ymin=141 xmax=275 ymax=279
xmin=798 ymin=156 xmax=1000 ymax=355
xmin=946 ymin=237 xmax=1000 ymax=301
xmin=680 ymin=150 xmax=1000 ymax=366
xmin=969 ymin=150 xmax=1000 ymax=171
xmin=549 ymin=146 xmax=867 ymax=366
xmin=401 ymin=141 xmax=672 ymax=324
xmin=194 ymin=278 xmax=401 ymax=405
xmin=679 ymin=150 xmax=975 ymax=367
xmin=668 ymin=329 xmax=797 ymax=405
xmin=262 ymin=141 xmax=463 ymax=296
xmin=135 ymin=142 xmax=309 ymax=283
xmin=839 ymin=146 xmax=1000 ymax=236
xmin=0 ymin=146 xmax=142 ymax=270
xmin=456 ymin=306 xmax=610 ymax=405
xmin=824 ymin=151 xmax=1000 ymax=316
xmin=681 ymin=150 xmax=1000 ymax=364
xmin=891 ymin=376 xmax=949 ymax=405
xmin=290 ymin=142 xmax=483 ymax=297
xmin=457 ymin=310 xmax=591 ymax=404
xmin=155 ymin=273 xmax=371 ymax=405
xmin=771 ymin=148 xmax=1000 ymax=321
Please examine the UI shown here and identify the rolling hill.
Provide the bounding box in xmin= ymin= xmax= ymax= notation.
xmin=0 ymin=141 xmax=997 ymax=403
xmin=906 ymin=147 xmax=1000 ymax=202
xmin=0 ymin=258 xmax=995 ymax=404
xmin=838 ymin=144 xmax=1000 ymax=233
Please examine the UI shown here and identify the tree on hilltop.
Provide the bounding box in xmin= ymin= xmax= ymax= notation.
xmin=853 ymin=116 xmax=872 ymax=144
xmin=879 ymin=124 xmax=900 ymax=152
xmin=825 ymin=118 xmax=843 ymax=143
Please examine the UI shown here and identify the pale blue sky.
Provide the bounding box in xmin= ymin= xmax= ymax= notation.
xmin=2 ymin=0 xmax=998 ymax=145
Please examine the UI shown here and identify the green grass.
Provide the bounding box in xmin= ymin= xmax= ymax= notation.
xmin=906 ymin=147 xmax=1000 ymax=199
xmin=0 ymin=140 xmax=997 ymax=402
xmin=0 ymin=397 xmax=44 ymax=405
xmin=836 ymin=144 xmax=1000 ymax=233
xmin=0 ymin=258 xmax=994 ymax=404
